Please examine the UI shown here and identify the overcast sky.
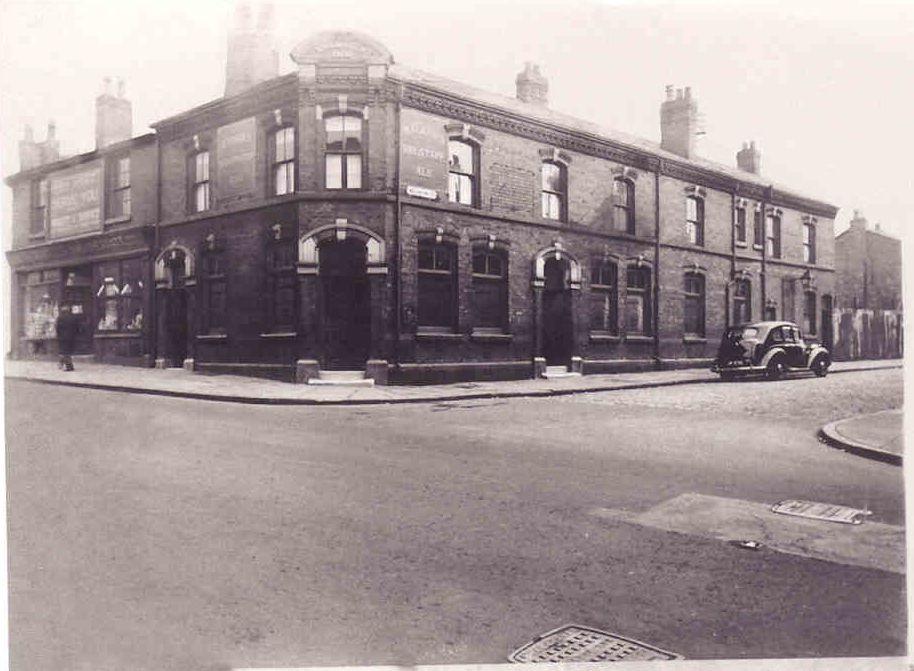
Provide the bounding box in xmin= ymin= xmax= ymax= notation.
xmin=1 ymin=0 xmax=912 ymax=239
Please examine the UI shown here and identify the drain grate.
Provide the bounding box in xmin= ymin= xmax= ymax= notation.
xmin=771 ymin=499 xmax=871 ymax=524
xmin=509 ymin=624 xmax=682 ymax=663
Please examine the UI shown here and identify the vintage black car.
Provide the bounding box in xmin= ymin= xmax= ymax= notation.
xmin=711 ymin=321 xmax=831 ymax=380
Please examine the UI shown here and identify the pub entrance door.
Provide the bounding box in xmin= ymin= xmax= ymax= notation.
xmin=542 ymin=257 xmax=573 ymax=366
xmin=161 ymin=253 xmax=188 ymax=367
xmin=320 ymin=238 xmax=370 ymax=370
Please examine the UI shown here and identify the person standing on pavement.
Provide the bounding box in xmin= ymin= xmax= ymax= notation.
xmin=55 ymin=304 xmax=79 ymax=371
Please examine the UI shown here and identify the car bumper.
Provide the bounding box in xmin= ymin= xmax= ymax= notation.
xmin=711 ymin=362 xmax=766 ymax=374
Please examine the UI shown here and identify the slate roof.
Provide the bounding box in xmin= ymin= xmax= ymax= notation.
xmin=388 ymin=63 xmax=832 ymax=209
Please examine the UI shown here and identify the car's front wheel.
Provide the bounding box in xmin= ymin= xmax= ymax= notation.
xmin=766 ymin=356 xmax=786 ymax=381
xmin=812 ymin=354 xmax=830 ymax=377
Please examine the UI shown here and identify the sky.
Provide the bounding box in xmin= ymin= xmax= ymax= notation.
xmin=1 ymin=0 xmax=912 ymax=239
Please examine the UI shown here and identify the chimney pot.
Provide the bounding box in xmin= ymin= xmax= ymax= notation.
xmin=665 ymin=84 xmax=674 ymax=100
xmin=47 ymin=120 xmax=56 ymax=139
xmin=23 ymin=124 xmax=34 ymax=141
xmin=685 ymin=86 xmax=692 ymax=99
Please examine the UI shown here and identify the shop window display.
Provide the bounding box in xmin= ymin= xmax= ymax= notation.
xmin=23 ymin=270 xmax=61 ymax=339
xmin=94 ymin=258 xmax=144 ymax=332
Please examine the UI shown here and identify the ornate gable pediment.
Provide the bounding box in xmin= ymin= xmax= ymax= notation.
xmin=291 ymin=31 xmax=394 ymax=66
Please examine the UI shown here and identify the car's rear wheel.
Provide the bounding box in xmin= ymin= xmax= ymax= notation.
xmin=766 ymin=356 xmax=786 ymax=381
xmin=812 ymin=354 xmax=830 ymax=377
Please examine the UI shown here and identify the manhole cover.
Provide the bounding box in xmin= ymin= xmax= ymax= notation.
xmin=509 ymin=624 xmax=682 ymax=663
xmin=771 ymin=499 xmax=872 ymax=524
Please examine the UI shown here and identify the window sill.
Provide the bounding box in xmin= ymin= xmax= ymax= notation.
xmin=104 ymin=215 xmax=132 ymax=226
xmin=470 ymin=330 xmax=512 ymax=343
xmin=752 ymin=244 xmax=763 ymax=251
xmin=94 ymin=331 xmax=142 ymax=339
xmin=416 ymin=330 xmax=464 ymax=342
xmin=27 ymin=233 xmax=46 ymax=241
xmin=625 ymin=335 xmax=653 ymax=343
xmin=196 ymin=333 xmax=228 ymax=342
xmin=259 ymin=331 xmax=297 ymax=339
xmin=589 ymin=332 xmax=621 ymax=343
xmin=735 ymin=240 xmax=748 ymax=248
xmin=683 ymin=336 xmax=707 ymax=344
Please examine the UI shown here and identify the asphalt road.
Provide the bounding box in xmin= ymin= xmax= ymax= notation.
xmin=5 ymin=368 xmax=906 ymax=670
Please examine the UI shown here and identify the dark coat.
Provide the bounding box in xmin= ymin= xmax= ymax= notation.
xmin=56 ymin=311 xmax=80 ymax=355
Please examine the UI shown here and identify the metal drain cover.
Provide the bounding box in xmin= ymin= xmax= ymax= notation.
xmin=509 ymin=624 xmax=682 ymax=663
xmin=771 ymin=499 xmax=872 ymax=525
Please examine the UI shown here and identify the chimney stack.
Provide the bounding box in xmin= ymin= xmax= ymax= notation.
xmin=19 ymin=122 xmax=61 ymax=171
xmin=224 ymin=1 xmax=279 ymax=97
xmin=515 ymin=62 xmax=548 ymax=106
xmin=850 ymin=209 xmax=868 ymax=231
xmin=95 ymin=77 xmax=132 ymax=149
xmin=660 ymin=85 xmax=700 ymax=159
xmin=736 ymin=140 xmax=761 ymax=174
xmin=39 ymin=120 xmax=60 ymax=164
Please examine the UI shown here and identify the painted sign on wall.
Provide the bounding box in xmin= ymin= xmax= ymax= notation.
xmin=216 ymin=116 xmax=257 ymax=205
xmin=400 ymin=108 xmax=447 ymax=199
xmin=49 ymin=163 xmax=102 ymax=239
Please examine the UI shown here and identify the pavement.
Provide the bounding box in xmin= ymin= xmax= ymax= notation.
xmin=2 ymin=357 xmax=903 ymax=406
xmin=820 ymin=409 xmax=905 ymax=465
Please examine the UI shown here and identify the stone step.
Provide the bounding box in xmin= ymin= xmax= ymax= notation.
xmin=542 ymin=365 xmax=582 ymax=380
xmin=307 ymin=370 xmax=375 ymax=387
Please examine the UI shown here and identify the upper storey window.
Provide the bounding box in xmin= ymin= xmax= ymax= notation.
xmin=192 ymin=151 xmax=210 ymax=213
xmin=766 ymin=214 xmax=782 ymax=258
xmin=325 ymin=114 xmax=362 ymax=190
xmin=734 ymin=206 xmax=747 ymax=245
xmin=803 ymin=222 xmax=816 ymax=264
xmin=541 ymin=161 xmax=566 ymax=221
xmin=613 ymin=178 xmax=635 ymax=234
xmin=447 ymin=139 xmax=477 ymax=206
xmin=30 ymin=178 xmax=48 ymax=238
xmin=686 ymin=195 xmax=704 ymax=246
xmin=107 ymin=155 xmax=131 ymax=219
xmin=272 ymin=126 xmax=296 ymax=196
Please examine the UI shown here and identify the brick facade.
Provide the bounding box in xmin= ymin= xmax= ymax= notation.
xmin=5 ymin=30 xmax=838 ymax=383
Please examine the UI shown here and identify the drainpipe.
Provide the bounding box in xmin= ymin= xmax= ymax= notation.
xmin=728 ymin=190 xmax=736 ymax=326
xmin=151 ymin=135 xmax=162 ymax=365
xmin=393 ymin=94 xmax=403 ymax=372
xmin=653 ymin=161 xmax=661 ymax=366
xmin=760 ymin=184 xmax=771 ymax=311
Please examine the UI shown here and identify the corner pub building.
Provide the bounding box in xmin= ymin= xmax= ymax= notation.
xmin=5 ymin=18 xmax=838 ymax=385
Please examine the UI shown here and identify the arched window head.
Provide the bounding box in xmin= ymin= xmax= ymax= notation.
xmin=324 ymin=114 xmax=363 ymax=190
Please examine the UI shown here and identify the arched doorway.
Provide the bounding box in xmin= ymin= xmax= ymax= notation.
xmin=154 ymin=246 xmax=193 ymax=367
xmin=542 ymin=257 xmax=574 ymax=366
xmin=320 ymin=237 xmax=370 ymax=369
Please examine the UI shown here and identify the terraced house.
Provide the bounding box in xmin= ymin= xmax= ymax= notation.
xmin=5 ymin=10 xmax=838 ymax=384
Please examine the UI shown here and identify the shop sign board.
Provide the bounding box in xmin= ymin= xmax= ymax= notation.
xmin=400 ymin=108 xmax=448 ymax=199
xmin=49 ymin=163 xmax=102 ymax=239
xmin=216 ymin=116 xmax=257 ymax=205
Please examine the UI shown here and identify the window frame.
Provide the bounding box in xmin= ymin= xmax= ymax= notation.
xmin=201 ymin=247 xmax=227 ymax=335
xmin=447 ymin=138 xmax=479 ymax=207
xmin=106 ymin=153 xmax=131 ymax=220
xmin=686 ymin=195 xmax=704 ymax=246
xmin=416 ymin=240 xmax=458 ymax=332
xmin=612 ymin=177 xmax=635 ymax=234
xmin=93 ymin=257 xmax=144 ymax=333
xmin=803 ymin=222 xmax=816 ymax=264
xmin=270 ymin=125 xmax=297 ymax=197
xmin=624 ymin=265 xmax=652 ymax=337
xmin=734 ymin=206 xmax=747 ymax=245
xmin=683 ymin=272 xmax=706 ymax=338
xmin=590 ymin=259 xmax=619 ymax=335
xmin=265 ymin=237 xmax=297 ymax=333
xmin=765 ymin=214 xmax=782 ymax=258
xmin=752 ymin=209 xmax=764 ymax=249
xmin=324 ymin=113 xmax=364 ymax=191
xmin=732 ymin=278 xmax=751 ymax=325
xmin=470 ymin=247 xmax=508 ymax=331
xmin=190 ymin=150 xmax=211 ymax=213
xmin=540 ymin=160 xmax=567 ymax=222
xmin=803 ymin=290 xmax=817 ymax=336
xmin=30 ymin=177 xmax=49 ymax=238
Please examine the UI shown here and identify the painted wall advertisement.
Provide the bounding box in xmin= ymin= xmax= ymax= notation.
xmin=216 ymin=116 xmax=257 ymax=205
xmin=49 ymin=164 xmax=102 ymax=239
xmin=399 ymin=108 xmax=448 ymax=200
